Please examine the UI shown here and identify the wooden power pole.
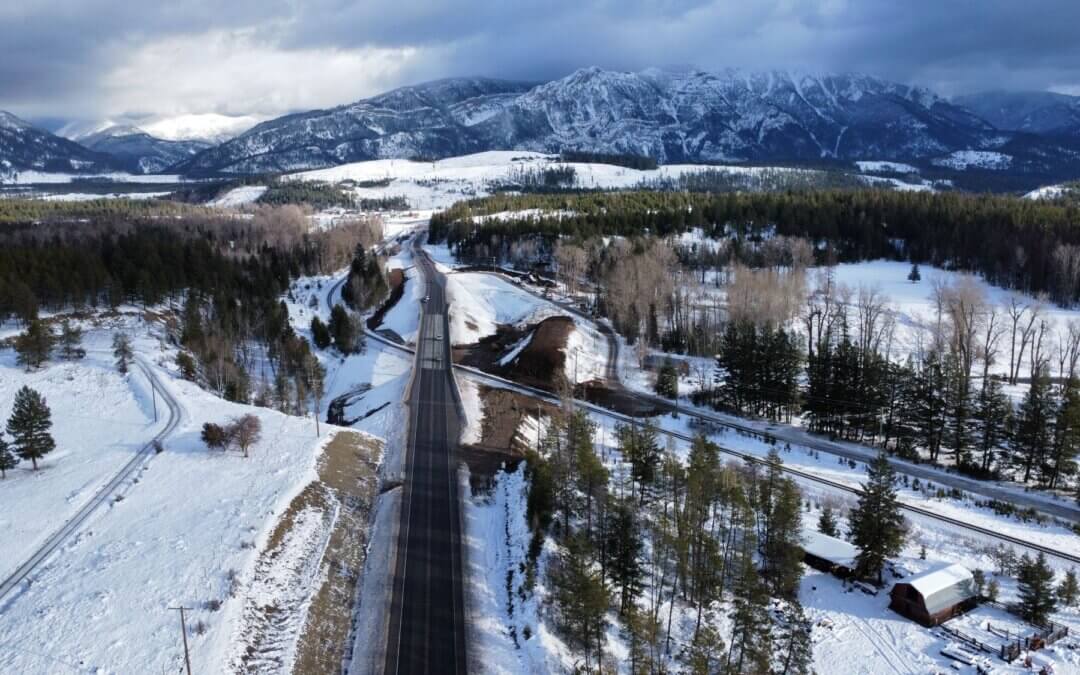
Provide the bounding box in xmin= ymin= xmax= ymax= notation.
xmin=169 ymin=606 xmax=193 ymax=675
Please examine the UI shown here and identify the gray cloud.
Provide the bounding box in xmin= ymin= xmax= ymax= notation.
xmin=2 ymin=0 xmax=1079 ymax=123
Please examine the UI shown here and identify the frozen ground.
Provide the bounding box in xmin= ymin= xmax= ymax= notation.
xmin=209 ymin=184 xmax=267 ymax=207
xmin=0 ymin=323 xmax=159 ymax=580
xmin=285 ymin=151 xmax=928 ymax=211
xmin=0 ymin=316 xmax=350 ymax=674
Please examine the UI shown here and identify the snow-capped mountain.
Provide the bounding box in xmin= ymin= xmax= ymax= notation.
xmin=78 ymin=125 xmax=211 ymax=174
xmin=0 ymin=110 xmax=120 ymax=175
xmin=954 ymin=90 xmax=1080 ymax=138
xmin=177 ymin=67 xmax=1080 ymax=177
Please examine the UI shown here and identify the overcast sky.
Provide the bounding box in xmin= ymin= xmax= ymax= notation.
xmin=3 ymin=0 xmax=1079 ymax=124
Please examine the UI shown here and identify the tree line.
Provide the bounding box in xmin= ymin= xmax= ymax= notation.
xmin=525 ymin=401 xmax=814 ymax=673
xmin=430 ymin=188 xmax=1080 ymax=305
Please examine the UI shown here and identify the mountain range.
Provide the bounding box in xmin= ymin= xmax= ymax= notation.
xmin=4 ymin=67 xmax=1080 ymax=187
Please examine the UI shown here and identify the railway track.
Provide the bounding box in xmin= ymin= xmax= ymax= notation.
xmin=362 ymin=327 xmax=1080 ymax=565
xmin=0 ymin=359 xmax=183 ymax=604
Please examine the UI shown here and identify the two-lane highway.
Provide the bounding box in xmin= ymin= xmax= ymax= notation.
xmin=384 ymin=245 xmax=468 ymax=674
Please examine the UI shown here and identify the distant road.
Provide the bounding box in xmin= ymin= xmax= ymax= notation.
xmin=383 ymin=244 xmax=468 ymax=674
xmin=0 ymin=359 xmax=182 ymax=604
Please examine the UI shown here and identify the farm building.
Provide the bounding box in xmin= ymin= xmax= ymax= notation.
xmin=801 ymin=526 xmax=858 ymax=579
xmin=889 ymin=563 xmax=978 ymax=627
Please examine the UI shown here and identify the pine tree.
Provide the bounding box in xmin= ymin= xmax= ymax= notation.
xmin=974 ymin=375 xmax=1010 ymax=473
xmin=112 ymin=332 xmax=133 ymax=374
xmin=776 ymin=601 xmax=814 ymax=675
xmin=310 ymin=315 xmax=331 ymax=350
xmin=682 ymin=622 xmax=724 ymax=675
xmin=908 ymin=263 xmax=921 ymax=283
xmin=1017 ymin=552 xmax=1058 ymax=626
xmin=1014 ymin=367 xmax=1054 ymax=483
xmin=58 ymin=319 xmax=85 ymax=360
xmin=0 ymin=433 xmax=17 ymax=478
xmin=6 ymin=386 xmax=55 ymax=470
xmin=604 ymin=496 xmax=644 ymax=615
xmin=726 ymin=518 xmax=772 ymax=674
xmin=329 ymin=304 xmax=359 ymax=354
xmin=817 ymin=502 xmax=839 ymax=537
xmin=1049 ymin=377 xmax=1080 ymax=489
xmin=1058 ymin=568 xmax=1079 ymax=607
xmin=655 ymin=357 xmax=679 ymax=399
xmin=849 ymin=452 xmax=906 ymax=583
xmin=763 ymin=477 xmax=804 ymax=598
xmin=549 ymin=532 xmax=610 ymax=671
xmin=14 ymin=318 xmax=54 ymax=370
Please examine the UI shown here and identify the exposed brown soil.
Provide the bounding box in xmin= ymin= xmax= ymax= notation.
xmin=366 ymin=267 xmax=406 ymax=331
xmin=454 ymin=315 xmax=575 ymax=392
xmin=291 ymin=431 xmax=382 ymax=675
xmin=460 ymin=384 xmax=559 ymax=489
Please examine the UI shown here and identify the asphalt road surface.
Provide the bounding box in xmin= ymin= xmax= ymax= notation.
xmin=383 ymin=247 xmax=468 ymax=674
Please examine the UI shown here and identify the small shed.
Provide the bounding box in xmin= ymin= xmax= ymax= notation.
xmin=801 ymin=526 xmax=859 ymax=579
xmin=889 ymin=563 xmax=978 ymax=627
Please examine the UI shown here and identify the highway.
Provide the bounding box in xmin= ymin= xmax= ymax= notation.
xmin=0 ymin=358 xmax=182 ymax=604
xmin=383 ymin=244 xmax=468 ymax=674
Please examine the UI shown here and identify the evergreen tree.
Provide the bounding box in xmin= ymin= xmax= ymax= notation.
xmin=817 ymin=503 xmax=839 ymax=537
xmin=974 ymin=375 xmax=1010 ymax=473
xmin=1014 ymin=367 xmax=1055 ymax=483
xmin=549 ymin=532 xmax=610 ymax=671
xmin=58 ymin=319 xmax=85 ymax=360
xmin=176 ymin=351 xmax=197 ymax=381
xmin=618 ymin=422 xmax=660 ymax=504
xmin=329 ymin=304 xmax=359 ymax=354
xmin=310 ymin=315 xmax=332 ymax=350
xmin=849 ymin=452 xmax=906 ymax=583
xmin=14 ymin=318 xmax=54 ymax=370
xmin=655 ymin=357 xmax=679 ymax=399
xmin=112 ymin=332 xmax=133 ymax=374
xmin=1049 ymin=377 xmax=1080 ymax=489
xmin=763 ymin=474 xmax=804 ymax=598
xmin=603 ymin=496 xmax=644 ymax=615
xmin=908 ymin=263 xmax=921 ymax=283
xmin=776 ymin=601 xmax=814 ymax=675
xmin=1017 ymin=552 xmax=1058 ymax=626
xmin=913 ymin=351 xmax=947 ymax=462
xmin=0 ymin=433 xmax=16 ymax=478
xmin=6 ymin=386 xmax=55 ymax=470
xmin=682 ymin=622 xmax=724 ymax=675
xmin=726 ymin=519 xmax=772 ymax=674
xmin=1058 ymin=568 xmax=1079 ymax=608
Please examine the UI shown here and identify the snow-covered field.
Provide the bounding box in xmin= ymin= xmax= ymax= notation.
xmin=856 ymin=160 xmax=920 ymax=174
xmin=209 ymin=184 xmax=267 ymax=207
xmin=0 ymin=317 xmax=346 ymax=674
xmin=444 ymin=271 xmax=551 ymax=345
xmin=0 ymin=171 xmax=187 ymax=185
xmin=285 ymin=151 xmax=927 ymax=211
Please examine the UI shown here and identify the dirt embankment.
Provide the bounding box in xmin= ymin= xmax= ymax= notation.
xmin=455 ymin=315 xmax=575 ymax=391
xmin=229 ymin=431 xmax=381 ymax=675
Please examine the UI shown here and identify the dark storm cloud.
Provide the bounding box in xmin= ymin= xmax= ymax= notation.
xmin=2 ymin=0 xmax=1079 ymax=120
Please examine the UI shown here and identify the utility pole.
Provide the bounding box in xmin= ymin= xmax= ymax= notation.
xmin=169 ymin=606 xmax=193 ymax=675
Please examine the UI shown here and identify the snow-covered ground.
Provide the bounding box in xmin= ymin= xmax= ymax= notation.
xmin=1025 ymin=184 xmax=1072 ymax=200
xmin=0 ymin=171 xmax=187 ymax=185
xmin=0 ymin=316 xmax=350 ymax=674
xmin=444 ymin=272 xmax=551 ymax=345
xmin=933 ymin=150 xmax=1013 ymax=171
xmin=209 ymin=184 xmax=267 ymax=207
xmin=464 ymin=392 xmax=1080 ymax=674
xmin=830 ymin=259 xmax=1080 ymax=382
xmin=856 ymin=160 xmax=920 ymax=174
xmin=0 ymin=326 xmax=159 ymax=579
xmin=285 ymin=151 xmax=927 ymax=211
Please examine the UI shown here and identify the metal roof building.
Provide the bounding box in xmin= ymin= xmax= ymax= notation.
xmin=889 ymin=563 xmax=978 ymax=626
